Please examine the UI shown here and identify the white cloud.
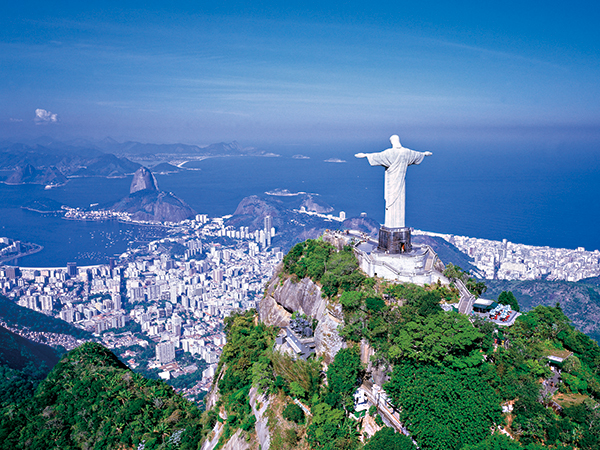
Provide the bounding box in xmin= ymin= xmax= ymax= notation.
xmin=34 ymin=109 xmax=58 ymax=124
xmin=9 ymin=118 xmax=23 ymax=122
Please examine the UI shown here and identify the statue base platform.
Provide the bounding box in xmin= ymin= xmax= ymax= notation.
xmin=355 ymin=236 xmax=446 ymax=285
xmin=322 ymin=229 xmax=448 ymax=286
xmin=378 ymin=226 xmax=412 ymax=254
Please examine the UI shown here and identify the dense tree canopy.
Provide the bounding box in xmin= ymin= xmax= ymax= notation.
xmin=364 ymin=427 xmax=416 ymax=450
xmin=385 ymin=362 xmax=502 ymax=450
xmin=216 ymin=309 xmax=277 ymax=444
xmin=324 ymin=347 xmax=362 ymax=410
xmin=387 ymin=312 xmax=484 ymax=367
xmin=283 ymin=239 xmax=366 ymax=297
xmin=0 ymin=342 xmax=204 ymax=450
xmin=280 ymin=239 xmax=600 ymax=450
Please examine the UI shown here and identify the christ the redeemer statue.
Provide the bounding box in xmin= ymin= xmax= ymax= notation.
xmin=356 ymin=135 xmax=432 ymax=229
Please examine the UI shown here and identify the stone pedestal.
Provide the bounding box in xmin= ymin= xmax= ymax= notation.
xmin=378 ymin=226 xmax=412 ymax=254
xmin=322 ymin=230 xmax=448 ymax=286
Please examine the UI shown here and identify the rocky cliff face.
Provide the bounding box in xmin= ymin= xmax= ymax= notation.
xmin=130 ymin=166 xmax=158 ymax=193
xmin=260 ymin=269 xmax=344 ymax=364
xmin=249 ymin=387 xmax=271 ymax=450
xmin=201 ymin=380 xmax=265 ymax=450
xmin=220 ymin=429 xmax=250 ymax=450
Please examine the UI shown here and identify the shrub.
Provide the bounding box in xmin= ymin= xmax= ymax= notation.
xmin=283 ymin=403 xmax=305 ymax=424
xmin=366 ymin=297 xmax=385 ymax=312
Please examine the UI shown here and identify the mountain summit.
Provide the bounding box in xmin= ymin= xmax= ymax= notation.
xmin=110 ymin=166 xmax=196 ymax=222
xmin=129 ymin=166 xmax=159 ymax=193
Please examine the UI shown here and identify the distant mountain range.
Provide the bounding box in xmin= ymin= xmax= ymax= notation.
xmin=0 ymin=138 xmax=262 ymax=186
xmin=94 ymin=138 xmax=261 ymax=158
xmin=0 ymin=142 xmax=140 ymax=184
xmin=5 ymin=164 xmax=67 ymax=186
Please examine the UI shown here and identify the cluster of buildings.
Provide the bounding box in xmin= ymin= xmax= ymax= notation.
xmin=63 ymin=207 xmax=134 ymax=223
xmin=0 ymin=237 xmax=42 ymax=264
xmin=0 ymin=213 xmax=283 ymax=398
xmin=414 ymin=230 xmax=600 ymax=282
xmin=0 ymin=237 xmax=22 ymax=256
xmin=275 ymin=314 xmax=316 ymax=360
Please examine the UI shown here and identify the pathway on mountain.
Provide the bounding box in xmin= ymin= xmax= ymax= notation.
xmin=456 ymin=278 xmax=476 ymax=314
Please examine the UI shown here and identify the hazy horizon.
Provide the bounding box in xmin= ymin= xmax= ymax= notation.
xmin=1 ymin=1 xmax=599 ymax=147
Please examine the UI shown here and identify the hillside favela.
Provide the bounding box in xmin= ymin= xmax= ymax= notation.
xmin=2 ymin=3 xmax=600 ymax=450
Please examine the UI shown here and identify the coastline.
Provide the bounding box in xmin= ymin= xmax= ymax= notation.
xmin=0 ymin=243 xmax=44 ymax=265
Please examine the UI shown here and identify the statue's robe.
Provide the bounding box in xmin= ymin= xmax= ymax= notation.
xmin=365 ymin=146 xmax=426 ymax=228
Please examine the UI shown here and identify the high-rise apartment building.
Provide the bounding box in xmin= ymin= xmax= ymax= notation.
xmin=156 ymin=341 xmax=176 ymax=364
xmin=264 ymin=215 xmax=273 ymax=246
xmin=67 ymin=262 xmax=78 ymax=278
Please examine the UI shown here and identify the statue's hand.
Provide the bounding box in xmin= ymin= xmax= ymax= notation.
xmin=355 ymin=153 xmax=367 ymax=158
xmin=424 ymin=151 xmax=433 ymax=156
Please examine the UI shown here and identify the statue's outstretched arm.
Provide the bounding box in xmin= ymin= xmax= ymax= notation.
xmin=355 ymin=153 xmax=368 ymax=158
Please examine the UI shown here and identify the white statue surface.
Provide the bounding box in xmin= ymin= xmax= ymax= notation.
xmin=356 ymin=135 xmax=432 ymax=229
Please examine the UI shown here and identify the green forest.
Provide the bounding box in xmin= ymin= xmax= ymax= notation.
xmin=275 ymin=239 xmax=600 ymax=449
xmin=0 ymin=342 xmax=205 ymax=450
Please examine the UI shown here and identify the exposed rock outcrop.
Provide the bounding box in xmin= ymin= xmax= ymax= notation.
xmin=260 ymin=269 xmax=344 ymax=364
xmin=110 ymin=190 xmax=196 ymax=222
xmin=109 ymin=166 xmax=196 ymax=222
xmin=130 ymin=166 xmax=158 ymax=193
xmin=249 ymin=387 xmax=271 ymax=450
xmin=220 ymin=429 xmax=250 ymax=450
xmin=201 ymin=418 xmax=226 ymax=450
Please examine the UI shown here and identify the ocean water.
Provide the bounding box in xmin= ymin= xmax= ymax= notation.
xmin=0 ymin=139 xmax=599 ymax=267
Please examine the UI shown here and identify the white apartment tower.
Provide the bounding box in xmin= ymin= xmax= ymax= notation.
xmin=264 ymin=215 xmax=273 ymax=247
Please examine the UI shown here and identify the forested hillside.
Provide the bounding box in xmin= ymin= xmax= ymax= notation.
xmin=0 ymin=342 xmax=205 ymax=450
xmin=205 ymin=238 xmax=600 ymax=450
xmin=0 ymin=295 xmax=91 ymax=339
xmin=485 ymin=279 xmax=600 ymax=343
xmin=0 ymin=325 xmax=60 ymax=406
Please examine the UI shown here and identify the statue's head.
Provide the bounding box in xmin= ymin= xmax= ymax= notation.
xmin=390 ymin=135 xmax=401 ymax=148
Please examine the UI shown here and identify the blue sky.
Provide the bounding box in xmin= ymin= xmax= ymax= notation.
xmin=1 ymin=1 xmax=599 ymax=146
